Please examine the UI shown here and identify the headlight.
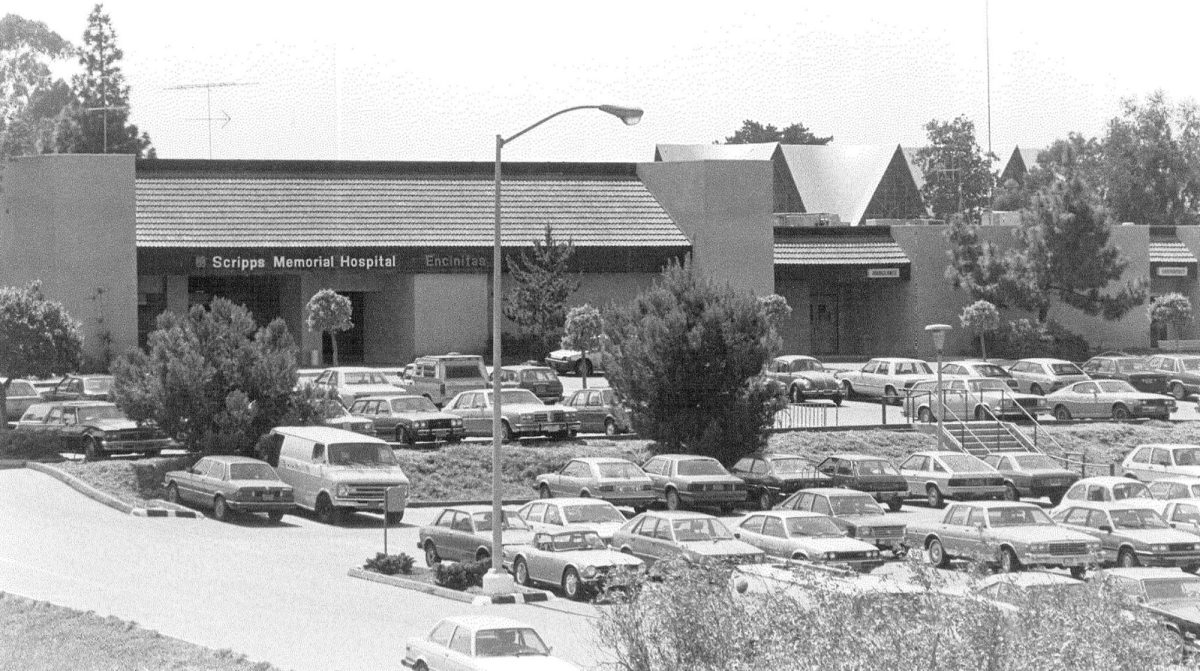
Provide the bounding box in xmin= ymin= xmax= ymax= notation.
xmin=451 ymin=418 xmax=463 ymax=426
xmin=868 ymin=550 xmax=879 ymax=558
xmin=581 ymin=566 xmax=598 ymax=579
xmin=1151 ymin=544 xmax=1169 ymax=553
xmin=519 ymin=413 xmax=535 ymax=422
xmin=336 ymin=484 xmax=349 ymax=497
xmin=823 ymin=552 xmax=836 ymax=560
xmin=857 ymin=527 xmax=872 ymax=536
xmin=414 ymin=420 xmax=427 ymax=428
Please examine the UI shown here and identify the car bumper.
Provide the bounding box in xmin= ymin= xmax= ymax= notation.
xmin=866 ymin=491 xmax=906 ymax=503
xmin=1027 ymin=483 xmax=1074 ymax=498
xmin=413 ymin=427 xmax=466 ymax=442
xmin=544 ymin=358 xmax=575 ymax=374
xmin=859 ymin=536 xmax=907 ymax=553
xmin=1019 ymin=552 xmax=1096 ymax=567
xmin=944 ymin=485 xmax=1008 ymax=500
xmin=99 ymin=438 xmax=174 ymax=453
xmin=602 ymin=492 xmax=658 ymax=507
xmin=680 ymin=490 xmax=747 ymax=504
xmin=332 ymin=496 xmax=404 ymax=513
xmin=227 ymin=501 xmax=295 ymax=513
xmin=1136 ymin=552 xmax=1200 ymax=568
xmin=513 ymin=421 xmax=581 ymax=436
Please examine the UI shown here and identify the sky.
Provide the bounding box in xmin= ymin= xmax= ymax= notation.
xmin=10 ymin=1 xmax=1200 ymax=164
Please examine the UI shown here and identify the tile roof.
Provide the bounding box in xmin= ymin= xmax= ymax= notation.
xmin=1149 ymin=240 xmax=1198 ymax=264
xmin=774 ymin=237 xmax=911 ymax=266
xmin=135 ymin=171 xmax=686 ymax=249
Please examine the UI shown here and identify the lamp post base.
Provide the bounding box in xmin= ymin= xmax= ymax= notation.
xmin=482 ymin=569 xmax=516 ymax=596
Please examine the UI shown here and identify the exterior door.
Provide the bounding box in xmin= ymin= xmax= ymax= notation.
xmin=810 ymin=292 xmax=839 ymax=356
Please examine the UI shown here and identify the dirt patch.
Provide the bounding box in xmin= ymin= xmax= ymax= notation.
xmin=55 ymin=455 xmax=195 ymax=508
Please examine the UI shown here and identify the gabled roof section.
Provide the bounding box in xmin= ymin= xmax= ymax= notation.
xmin=653 ymin=143 xmax=779 ymax=162
xmin=999 ymin=146 xmax=1031 ymax=185
xmin=134 ymin=159 xmax=687 ymax=249
xmin=774 ymin=227 xmax=910 ymax=266
xmin=777 ymin=144 xmax=914 ymax=225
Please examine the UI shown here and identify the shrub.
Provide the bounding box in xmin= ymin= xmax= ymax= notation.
xmin=362 ymin=552 xmax=415 ymax=576
xmin=433 ymin=559 xmax=490 ymax=591
xmin=991 ymin=318 xmax=1089 ymax=361
xmin=0 ymin=431 xmax=69 ymax=461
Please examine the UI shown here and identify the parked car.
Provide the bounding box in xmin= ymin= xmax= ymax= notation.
xmin=1 ymin=378 xmax=44 ymax=422
xmin=610 ymin=511 xmax=765 ymax=566
xmin=347 ymin=394 xmax=465 ymax=444
xmin=1147 ymin=476 xmax=1200 ymax=501
xmin=505 ymin=527 xmax=643 ymax=600
xmin=515 ymin=498 xmax=628 ymax=543
xmin=907 ymin=500 xmax=1100 ymax=576
xmin=981 ymin=452 xmax=1079 ymax=505
xmin=1052 ymin=501 xmax=1200 ymax=568
xmin=898 ymin=451 xmax=1007 ymax=508
xmin=42 ymin=374 xmax=113 ymax=402
xmin=534 ymin=457 xmax=655 ymax=509
xmin=545 ymin=348 xmax=599 ymax=377
xmin=640 ymin=453 xmax=747 ymax=512
xmin=294 ymin=368 xmax=323 ymax=392
xmin=267 ymin=426 xmax=409 ymax=525
xmin=402 ymin=616 xmax=579 ymax=671
xmin=1080 ymin=355 xmax=1172 ymax=395
xmin=729 ymin=452 xmax=831 ymax=510
xmin=15 ymin=401 xmax=172 ymax=460
xmin=835 ymin=357 xmax=934 ymax=404
xmin=814 ymin=454 xmax=907 ymax=511
xmin=1122 ymin=444 xmax=1200 ymax=481
xmin=904 ymin=377 xmax=1046 ymax=422
xmin=974 ymin=572 xmax=1084 ymax=611
xmin=562 ymin=388 xmax=631 ymax=436
xmin=442 ymin=388 xmax=579 ymax=441
xmin=1153 ymin=500 xmax=1200 ymax=535
xmin=405 ymin=354 xmax=489 ymax=407
xmin=1100 ymin=568 xmax=1200 ymax=651
xmin=775 ymin=488 xmax=907 ymax=556
xmin=940 ymin=360 xmax=1019 ymax=389
xmin=1046 ymin=379 xmax=1176 ymax=421
xmin=732 ymin=510 xmax=883 ymax=571
xmin=418 ymin=505 xmax=535 ymax=566
xmin=1145 ymin=354 xmax=1200 ymax=401
xmin=163 ymin=455 xmax=294 ymax=522
xmin=764 ymin=355 xmax=844 ymax=405
xmin=309 ymin=398 xmax=376 ymax=436
xmin=1006 ymin=358 xmax=1089 ymax=395
xmin=493 ymin=364 xmax=564 ymax=404
xmin=1056 ymin=476 xmax=1154 ymax=509
xmin=310 ymin=367 xmax=399 ymax=406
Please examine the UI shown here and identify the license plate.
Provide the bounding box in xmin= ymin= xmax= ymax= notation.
xmin=543 ymin=423 xmax=562 ymax=431
xmin=434 ymin=429 xmax=449 ymax=436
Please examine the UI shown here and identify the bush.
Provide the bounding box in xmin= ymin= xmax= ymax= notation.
xmin=0 ymin=431 xmax=69 ymax=461
xmin=990 ymin=318 xmax=1089 ymax=361
xmin=362 ymin=552 xmax=415 ymax=576
xmin=433 ymin=559 xmax=490 ymax=591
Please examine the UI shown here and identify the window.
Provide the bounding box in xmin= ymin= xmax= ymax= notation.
xmin=812 ymin=496 xmax=833 ymax=516
xmin=1059 ymin=508 xmax=1089 ymax=525
xmin=1075 ymin=382 xmax=1099 ymax=394
xmin=451 ymin=513 xmax=473 ymax=533
xmin=750 ymin=459 xmax=768 ymax=475
xmin=792 ymin=493 xmax=814 ymax=511
xmin=740 ymin=515 xmax=765 ymax=534
xmin=1064 ymin=484 xmax=1084 ymax=500
xmin=561 ymin=461 xmax=590 ymax=478
xmin=602 ymin=390 xmax=617 ymax=405
xmin=429 ymin=622 xmax=456 ymax=648
xmin=587 ymin=392 xmax=603 ymax=407
xmin=945 ymin=506 xmax=968 ymax=525
xmin=1010 ymin=362 xmax=1028 ymax=373
xmin=1149 ymin=482 xmax=1171 ymax=498
xmin=1086 ymin=486 xmax=1109 ymax=502
xmin=642 ymin=459 xmax=663 ymax=475
xmin=1173 ymin=504 xmax=1200 ymax=524
xmin=61 ymin=409 xmax=78 ymax=426
xmin=901 ymin=456 xmax=927 ymax=471
xmin=931 ymin=459 xmax=948 ymax=473
xmin=1152 ymin=449 xmax=1172 ymax=466
xmin=653 ymin=520 xmax=673 ymax=541
xmin=435 ymin=510 xmax=454 ymax=528
xmin=637 ymin=517 xmax=658 ymax=538
xmin=205 ymin=460 xmax=226 ymax=479
xmin=46 ymin=407 xmax=63 ymax=424
xmin=522 ymin=503 xmax=546 ymax=523
xmin=544 ymin=506 xmax=563 ymax=526
xmin=966 ymin=508 xmax=985 ymax=527
xmin=1086 ymin=510 xmax=1111 ymax=528
xmin=836 ymin=462 xmax=853 ymax=476
xmin=862 ymin=361 xmax=879 ymax=374
xmin=1130 ymin=448 xmax=1151 ymax=464
xmin=732 ymin=458 xmax=754 ymax=473
xmin=448 ymin=627 xmax=472 ymax=655
xmin=762 ymin=516 xmax=787 ymax=538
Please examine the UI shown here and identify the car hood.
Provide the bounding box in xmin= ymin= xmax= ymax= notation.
xmin=88 ymin=418 xmax=139 ymax=431
xmin=681 ymin=539 xmax=765 ymax=558
xmin=675 ymin=474 xmax=742 ymax=485
xmin=228 ymin=478 xmax=291 ymax=489
xmin=498 ymin=529 xmax=537 ymax=545
xmin=988 ymin=526 xmax=1096 ymax=543
xmin=321 ymin=467 xmax=410 ymax=484
xmin=789 ymin=536 xmax=879 ymax=554
xmin=797 ymin=371 xmax=839 ymax=385
xmin=323 ymin=416 xmax=372 ymax=428
xmin=1147 ymin=600 xmax=1200 ymax=625
xmin=1115 ymin=528 xmax=1200 ymax=544
xmin=470 ymin=656 xmax=580 ymax=671
xmin=344 ymin=384 xmax=401 ymax=395
xmin=1024 ymin=468 xmax=1079 ymax=478
xmin=402 ymin=411 xmax=460 ymax=421
xmin=546 ymin=548 xmax=644 ymax=568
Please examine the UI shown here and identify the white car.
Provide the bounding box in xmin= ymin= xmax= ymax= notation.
xmin=403 ymin=615 xmax=579 ymax=671
xmin=940 ymin=360 xmax=1019 ymax=390
xmin=1053 ymin=476 xmax=1153 ymax=514
xmin=1147 ymin=476 xmax=1200 ymax=501
xmin=311 ymin=367 xmax=401 ymax=405
xmin=515 ymin=498 xmax=628 ymax=543
xmin=1121 ymin=444 xmax=1200 ymax=481
xmin=732 ymin=510 xmax=883 ymax=571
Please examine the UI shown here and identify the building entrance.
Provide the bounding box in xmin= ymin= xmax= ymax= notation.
xmin=321 ymin=291 xmax=365 ymax=365
xmin=809 ymin=291 xmax=840 ymax=355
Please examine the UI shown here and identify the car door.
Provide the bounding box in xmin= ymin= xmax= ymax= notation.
xmin=628 ymin=516 xmax=662 ymax=562
xmin=1166 ymin=502 xmax=1200 ymax=535
xmin=447 ymin=511 xmax=477 ymax=562
xmin=1147 ymin=447 xmax=1173 ymax=480
xmin=863 ymin=361 xmax=888 ymax=397
xmin=524 ymin=533 xmax=556 ymax=584
xmin=642 ymin=458 xmax=669 ymax=497
xmin=564 ymin=392 xmax=589 ymax=432
xmin=735 ymin=514 xmax=767 ymax=551
xmin=935 ymin=504 xmax=970 ymax=557
xmin=59 ymin=407 xmax=86 ymax=448
xmin=899 ymin=455 xmax=929 ymax=496
xmin=1070 ymin=382 xmax=1101 ymax=417
xmin=759 ymin=515 xmax=790 ymax=557
xmin=448 ymin=393 xmax=478 ymax=435
xmin=1125 ymin=446 xmax=1154 ymax=481
xmin=444 ymin=625 xmax=474 ymax=671
xmin=520 ymin=502 xmax=547 ymax=532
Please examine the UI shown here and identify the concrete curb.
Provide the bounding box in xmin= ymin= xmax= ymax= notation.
xmin=347 ymin=568 xmax=553 ymax=605
xmin=407 ymin=497 xmax=533 ymax=509
xmin=0 ymin=459 xmax=28 ymax=470
xmin=23 ymin=462 xmax=201 ymax=519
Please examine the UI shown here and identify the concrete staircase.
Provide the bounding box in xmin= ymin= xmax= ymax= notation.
xmin=916 ymin=420 xmax=1032 ymax=458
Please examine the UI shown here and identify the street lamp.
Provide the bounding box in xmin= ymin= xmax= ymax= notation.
xmin=925 ymin=324 xmax=952 ymax=451
xmin=483 ymin=104 xmax=644 ymax=596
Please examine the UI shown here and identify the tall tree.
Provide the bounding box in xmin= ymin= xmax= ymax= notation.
xmin=55 ymin=4 xmax=153 ymax=157
xmin=914 ymin=116 xmax=995 ymax=224
xmin=0 ymin=14 xmax=75 ymax=157
xmin=0 ymin=281 xmax=84 ymax=426
xmin=724 ymin=119 xmax=832 ymax=145
xmin=502 ymin=226 xmax=580 ymax=353
xmin=305 ymin=289 xmax=352 ymax=367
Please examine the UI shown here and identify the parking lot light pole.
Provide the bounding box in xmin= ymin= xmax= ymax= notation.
xmin=925 ymin=324 xmax=952 ymax=452
xmin=485 ymin=104 xmax=643 ymax=596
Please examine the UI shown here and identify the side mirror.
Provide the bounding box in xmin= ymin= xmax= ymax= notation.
xmin=1099 ymin=524 xmax=1113 ymax=534
xmin=733 ymin=532 xmax=741 ymax=539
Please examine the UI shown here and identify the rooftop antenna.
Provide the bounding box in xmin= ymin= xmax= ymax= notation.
xmin=164 ymin=81 xmax=258 ymax=158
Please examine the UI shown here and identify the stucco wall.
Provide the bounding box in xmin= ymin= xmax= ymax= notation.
xmin=413 ymin=273 xmax=489 ymax=357
xmin=0 ymin=155 xmax=137 ymax=368
xmin=637 ymin=160 xmax=775 ymax=295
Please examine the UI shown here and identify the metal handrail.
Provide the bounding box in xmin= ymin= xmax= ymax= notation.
xmin=906 ymin=389 xmax=1001 ymax=455
xmin=975 ymin=387 xmax=1069 ymax=457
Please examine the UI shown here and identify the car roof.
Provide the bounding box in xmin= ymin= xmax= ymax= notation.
xmin=34 ymin=400 xmax=117 ymax=409
xmin=270 ymin=426 xmax=390 ymax=444
xmin=67 ymin=374 xmax=113 ymax=380
xmin=946 ymin=500 xmax=1043 ymax=510
xmin=435 ymin=615 xmax=531 ymax=632
xmin=1058 ymin=500 xmax=1159 ymax=510
xmin=502 ymin=365 xmax=553 ymax=371
xmin=322 ymin=367 xmax=388 ymax=373
xmin=800 ymin=488 xmax=879 ymax=497
xmin=640 ymin=510 xmax=718 ymax=520
xmin=537 ymin=497 xmax=616 ymax=507
xmin=774 ymin=355 xmax=819 ymax=362
xmin=823 ymin=453 xmax=890 ymax=461
xmin=538 ymin=524 xmax=601 ymax=535
xmin=198 ymin=455 xmax=269 ymax=464
xmin=1151 ymin=476 xmax=1200 ymax=485
xmin=443 ymin=504 xmax=508 ymax=514
xmin=870 ymin=357 xmax=926 ymax=363
xmin=749 ymin=510 xmax=825 ymax=519
xmin=1103 ymin=567 xmax=1200 ymax=581
xmin=567 ymin=457 xmax=634 ymax=465
xmin=654 ymin=454 xmax=719 ymax=461
xmin=1072 ymin=476 xmax=1144 ymax=486
xmin=1017 ymin=358 xmax=1074 ymax=364
xmin=352 ymin=394 xmax=426 ymax=402
xmin=418 ymin=354 xmax=484 ymax=361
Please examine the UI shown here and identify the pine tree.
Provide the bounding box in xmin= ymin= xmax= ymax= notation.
xmin=502 ymin=226 xmax=580 ymax=353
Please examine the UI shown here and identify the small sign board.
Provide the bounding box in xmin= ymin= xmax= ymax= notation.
xmin=867 ymin=267 xmax=901 ymax=279
xmin=1157 ymin=266 xmax=1189 ymax=277
xmin=386 ymin=486 xmax=406 ymax=512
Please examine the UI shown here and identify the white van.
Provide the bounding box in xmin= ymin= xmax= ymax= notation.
xmin=269 ymin=426 xmax=410 ymax=525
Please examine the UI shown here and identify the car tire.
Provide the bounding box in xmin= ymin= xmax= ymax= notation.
xmin=1003 ymin=483 xmax=1020 ymax=502
xmin=1118 ymin=547 xmax=1139 ymax=568
xmin=424 ymin=541 xmax=440 ymax=567
xmin=1030 ymin=384 xmax=1045 ymax=396
xmin=999 ymin=547 xmax=1020 ymax=573
xmin=267 ymin=511 xmax=285 ymax=524
xmin=213 ymin=495 xmax=230 ymax=522
xmin=562 ymin=567 xmax=584 ymax=601
xmin=926 ymin=485 xmax=944 ymax=509
xmin=841 ymin=380 xmax=855 ymax=400
xmin=927 ymin=538 xmax=949 ymax=568
xmin=974 ymin=405 xmax=991 ymax=421
xmin=1053 ymin=405 xmax=1072 ymax=421
xmin=1172 ymin=383 xmax=1188 ymax=401
xmin=83 ymin=436 xmax=103 ymax=462
xmin=604 ymin=419 xmax=617 ymax=436
xmin=396 ymin=426 xmax=415 ymax=446
xmin=514 ymin=558 xmax=531 ymax=587
xmin=575 ymin=358 xmax=593 ymax=378
xmin=475 ymin=548 xmax=490 ymax=563
xmin=413 ymin=662 xmax=428 ymax=671
xmin=539 ymin=484 xmax=552 ymax=499
xmin=789 ymin=386 xmax=804 ymax=404
xmin=758 ymin=491 xmax=773 ymax=511
xmin=884 ymin=386 xmax=900 ymax=406
xmin=1070 ymin=566 xmax=1087 ymax=580
xmin=166 ymin=482 xmax=180 ymax=504
xmin=315 ymin=494 xmax=343 ymax=525
xmin=917 ymin=407 xmax=934 ymax=423
xmin=501 ymin=421 xmax=516 ymax=443
xmin=832 ymin=394 xmax=843 ymax=407
xmin=665 ymin=488 xmax=682 ymax=511
xmin=1112 ymin=404 xmax=1131 ymax=422
xmin=887 ymin=497 xmax=903 ymax=512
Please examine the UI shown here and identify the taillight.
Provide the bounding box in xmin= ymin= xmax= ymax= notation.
xmin=641 ymin=484 xmax=653 ymax=491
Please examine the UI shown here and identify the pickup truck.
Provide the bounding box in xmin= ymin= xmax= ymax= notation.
xmin=836 ymin=357 xmax=934 ymax=404
xmin=905 ymin=500 xmax=1100 ymax=577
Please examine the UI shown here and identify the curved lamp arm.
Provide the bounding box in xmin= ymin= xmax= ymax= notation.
xmin=500 ymin=104 xmax=643 ymax=147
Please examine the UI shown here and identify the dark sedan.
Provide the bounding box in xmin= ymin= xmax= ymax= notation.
xmin=42 ymin=374 xmax=113 ymax=402
xmin=982 ymin=452 xmax=1079 ymax=505
xmin=815 ymin=453 xmax=908 ymax=512
xmin=1146 ymin=354 xmax=1200 ymax=401
xmin=730 ymin=452 xmax=832 ymax=510
xmin=1081 ymin=355 xmax=1172 ymax=395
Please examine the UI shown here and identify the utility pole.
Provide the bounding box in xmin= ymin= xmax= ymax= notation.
xmin=165 ymin=81 xmax=258 ymax=158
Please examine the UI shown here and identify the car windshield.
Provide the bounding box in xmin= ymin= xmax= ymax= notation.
xmin=677 ymin=459 xmax=728 ymax=476
xmin=1173 ymin=448 xmax=1200 ymax=466
xmin=320 ymin=402 xmax=350 ymax=419
xmin=496 ymin=389 xmax=541 ymax=405
xmin=472 ymin=510 xmax=530 ymax=532
xmin=771 ymin=458 xmax=816 ymax=475
xmin=855 ymin=460 xmax=899 ymax=476
xmin=392 ymin=397 xmax=439 ymax=413
xmin=671 ymin=517 xmax=733 ymax=542
xmin=228 ymin=463 xmax=278 ymax=481
xmin=1144 ymin=578 xmax=1200 ymax=601
xmin=940 ymin=454 xmax=991 ymax=471
xmin=547 ymin=531 xmax=605 ymax=551
xmin=521 ymin=369 xmax=557 ymax=382
xmin=77 ymin=406 xmax=125 ymax=422
xmin=344 ymin=372 xmax=388 ymax=385
xmin=967 ymin=379 xmax=1009 ymax=392
xmin=445 ymin=362 xmax=482 ymax=379
xmin=1116 ymin=360 xmax=1150 ymax=373
xmin=830 ymin=496 xmax=885 ymax=516
xmin=987 ymin=507 xmax=1054 ymax=527
xmin=1113 ymin=482 xmax=1152 ymax=499
xmin=1096 ymin=380 xmax=1137 ymax=394
xmin=974 ymin=365 xmax=1010 ymax=378
xmin=1012 ymin=454 xmax=1062 ymax=470
xmin=785 ymin=516 xmax=844 ymax=537
xmin=790 ymin=359 xmax=824 ymax=372
xmin=474 ymin=627 xmax=550 ymax=657
xmin=1050 ymin=363 xmax=1085 ymax=375
xmin=1109 ymin=508 xmax=1169 ymax=529
xmin=83 ymin=378 xmax=112 ymax=392
xmin=598 ymin=462 xmax=643 ymax=478
xmin=327 ymin=443 xmax=397 ymax=466
xmin=1181 ymin=358 xmax=1200 ymax=371
xmin=562 ymin=504 xmax=624 ymax=524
